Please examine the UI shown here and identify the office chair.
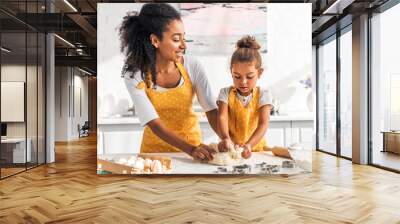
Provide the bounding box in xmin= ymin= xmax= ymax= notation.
xmin=79 ymin=121 xmax=90 ymax=138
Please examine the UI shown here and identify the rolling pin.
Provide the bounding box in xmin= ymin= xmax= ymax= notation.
xmin=263 ymin=146 xmax=292 ymax=159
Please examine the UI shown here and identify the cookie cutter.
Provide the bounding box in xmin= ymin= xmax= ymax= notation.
xmin=261 ymin=165 xmax=280 ymax=174
xmin=233 ymin=164 xmax=251 ymax=174
xmin=255 ymin=162 xmax=268 ymax=169
xmin=282 ymin=160 xmax=295 ymax=168
xmin=216 ymin=167 xmax=228 ymax=174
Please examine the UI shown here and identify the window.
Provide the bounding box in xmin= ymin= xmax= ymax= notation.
xmin=317 ymin=35 xmax=337 ymax=155
xmin=370 ymin=3 xmax=400 ymax=171
xmin=339 ymin=27 xmax=352 ymax=158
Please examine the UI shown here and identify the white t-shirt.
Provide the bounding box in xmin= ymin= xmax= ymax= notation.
xmin=217 ymin=86 xmax=273 ymax=108
xmin=124 ymin=56 xmax=217 ymax=126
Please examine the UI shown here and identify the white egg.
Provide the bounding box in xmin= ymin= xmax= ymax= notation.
xmin=133 ymin=159 xmax=144 ymax=170
xmin=151 ymin=160 xmax=163 ymax=173
xmin=127 ymin=157 xmax=136 ymax=166
xmin=117 ymin=158 xmax=128 ymax=165
xmin=144 ymin=158 xmax=152 ymax=169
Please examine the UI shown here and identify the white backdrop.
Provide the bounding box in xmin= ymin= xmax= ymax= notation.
xmin=97 ymin=3 xmax=312 ymax=119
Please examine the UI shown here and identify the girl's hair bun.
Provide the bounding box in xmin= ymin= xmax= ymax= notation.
xmin=236 ymin=35 xmax=260 ymax=50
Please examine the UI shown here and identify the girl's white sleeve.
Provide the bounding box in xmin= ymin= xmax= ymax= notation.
xmin=217 ymin=87 xmax=230 ymax=105
xmin=259 ymin=88 xmax=274 ymax=109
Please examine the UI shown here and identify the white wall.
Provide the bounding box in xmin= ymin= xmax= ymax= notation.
xmin=266 ymin=4 xmax=312 ymax=114
xmin=97 ymin=3 xmax=312 ymax=118
xmin=1 ymin=65 xmax=32 ymax=138
xmin=55 ymin=67 xmax=69 ymax=141
xmin=97 ymin=3 xmax=145 ymax=119
xmin=72 ymin=70 xmax=89 ymax=137
xmin=1 ymin=63 xmax=46 ymax=163
xmin=55 ymin=67 xmax=89 ymax=141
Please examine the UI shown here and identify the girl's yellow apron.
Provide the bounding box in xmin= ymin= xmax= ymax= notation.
xmin=227 ymin=87 xmax=266 ymax=152
xmin=136 ymin=62 xmax=201 ymax=153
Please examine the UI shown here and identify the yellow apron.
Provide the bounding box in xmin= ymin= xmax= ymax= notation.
xmin=137 ymin=62 xmax=201 ymax=153
xmin=228 ymin=87 xmax=266 ymax=152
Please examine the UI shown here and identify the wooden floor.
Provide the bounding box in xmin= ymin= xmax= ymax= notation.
xmin=1 ymin=135 xmax=400 ymax=223
xmin=373 ymin=151 xmax=400 ymax=171
xmin=1 ymin=167 xmax=26 ymax=178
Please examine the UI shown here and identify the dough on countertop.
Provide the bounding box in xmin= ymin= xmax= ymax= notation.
xmin=208 ymin=143 xmax=244 ymax=166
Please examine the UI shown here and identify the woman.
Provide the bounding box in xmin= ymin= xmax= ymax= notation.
xmin=120 ymin=3 xmax=219 ymax=162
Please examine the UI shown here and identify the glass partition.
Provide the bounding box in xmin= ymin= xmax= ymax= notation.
xmin=0 ymin=1 xmax=46 ymax=179
xmin=1 ymin=30 xmax=28 ymax=177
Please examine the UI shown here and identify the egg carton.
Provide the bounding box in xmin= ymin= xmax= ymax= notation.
xmin=97 ymin=154 xmax=172 ymax=174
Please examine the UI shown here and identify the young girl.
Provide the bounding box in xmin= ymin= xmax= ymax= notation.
xmin=217 ymin=36 xmax=273 ymax=159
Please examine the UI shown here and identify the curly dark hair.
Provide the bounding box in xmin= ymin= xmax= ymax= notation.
xmin=119 ymin=3 xmax=181 ymax=87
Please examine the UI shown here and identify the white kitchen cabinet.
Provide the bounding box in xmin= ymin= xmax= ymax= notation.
xmin=97 ymin=116 xmax=314 ymax=155
xmin=292 ymin=121 xmax=314 ymax=149
xmin=98 ymin=123 xmax=220 ymax=155
xmin=266 ymin=121 xmax=314 ymax=149
xmin=200 ymin=120 xmax=314 ymax=149
xmin=266 ymin=122 xmax=291 ymax=147
xmin=98 ymin=123 xmax=143 ymax=155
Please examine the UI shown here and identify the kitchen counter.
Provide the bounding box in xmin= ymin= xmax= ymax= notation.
xmin=98 ymin=113 xmax=314 ymax=125
xmin=97 ymin=114 xmax=314 ymax=155
xmin=97 ymin=151 xmax=311 ymax=175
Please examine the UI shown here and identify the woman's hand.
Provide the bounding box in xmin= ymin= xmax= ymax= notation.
xmin=240 ymin=144 xmax=252 ymax=159
xmin=218 ymin=138 xmax=233 ymax=152
xmin=190 ymin=144 xmax=217 ymax=162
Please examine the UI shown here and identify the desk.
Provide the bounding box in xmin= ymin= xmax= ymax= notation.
xmin=382 ymin=131 xmax=400 ymax=154
xmin=1 ymin=138 xmax=31 ymax=163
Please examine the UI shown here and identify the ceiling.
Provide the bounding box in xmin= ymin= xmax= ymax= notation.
xmin=0 ymin=0 xmax=391 ymax=75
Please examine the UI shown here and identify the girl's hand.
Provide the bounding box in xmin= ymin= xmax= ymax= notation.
xmin=240 ymin=144 xmax=252 ymax=159
xmin=218 ymin=138 xmax=233 ymax=152
xmin=190 ymin=144 xmax=217 ymax=162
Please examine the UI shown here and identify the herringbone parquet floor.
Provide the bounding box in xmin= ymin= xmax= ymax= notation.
xmin=1 ymin=135 xmax=400 ymax=223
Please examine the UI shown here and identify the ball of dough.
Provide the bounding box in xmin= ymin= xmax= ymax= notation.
xmin=230 ymin=146 xmax=244 ymax=160
xmin=209 ymin=152 xmax=231 ymax=166
xmin=208 ymin=143 xmax=243 ymax=166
